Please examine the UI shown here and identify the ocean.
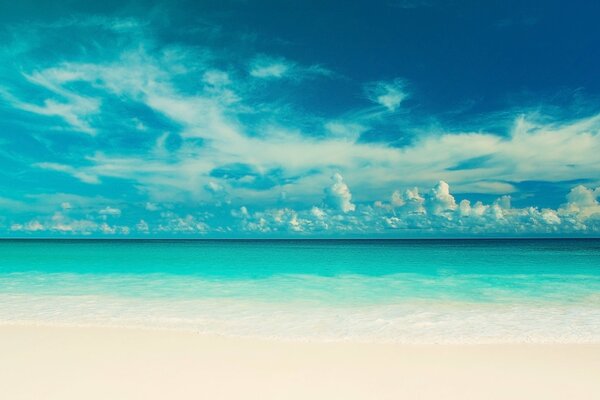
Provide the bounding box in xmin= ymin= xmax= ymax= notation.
xmin=1 ymin=239 xmax=599 ymax=343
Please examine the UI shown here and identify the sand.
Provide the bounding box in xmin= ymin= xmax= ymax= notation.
xmin=1 ymin=325 xmax=599 ymax=400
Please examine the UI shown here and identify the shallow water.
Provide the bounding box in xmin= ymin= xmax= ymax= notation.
xmin=1 ymin=239 xmax=599 ymax=342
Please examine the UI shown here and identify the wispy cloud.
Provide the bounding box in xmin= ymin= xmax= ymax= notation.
xmin=35 ymin=162 xmax=100 ymax=184
xmin=0 ymin=82 xmax=99 ymax=135
xmin=248 ymin=55 xmax=332 ymax=80
xmin=365 ymin=79 xmax=408 ymax=112
xmin=1 ymin=14 xmax=600 ymax=236
xmin=249 ymin=56 xmax=290 ymax=79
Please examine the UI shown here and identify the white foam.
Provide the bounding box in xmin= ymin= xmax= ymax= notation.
xmin=1 ymin=293 xmax=599 ymax=343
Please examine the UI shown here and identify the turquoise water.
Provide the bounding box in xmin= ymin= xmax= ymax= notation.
xmin=1 ymin=239 xmax=599 ymax=342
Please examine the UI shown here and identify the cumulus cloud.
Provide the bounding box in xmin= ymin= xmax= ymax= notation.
xmin=326 ymin=173 xmax=356 ymax=213
xmin=157 ymin=212 xmax=210 ymax=233
xmin=10 ymin=180 xmax=600 ymax=236
xmin=565 ymin=186 xmax=599 ymax=209
xmin=136 ymin=219 xmax=149 ymax=233
xmin=311 ymin=206 xmax=326 ymax=219
xmin=392 ymin=187 xmax=426 ymax=215
xmin=12 ymin=212 xmax=97 ymax=235
xmin=427 ymin=181 xmax=457 ymax=217
xmin=10 ymin=220 xmax=45 ymax=232
xmin=559 ymin=185 xmax=600 ymax=222
xmin=233 ymin=181 xmax=600 ymax=235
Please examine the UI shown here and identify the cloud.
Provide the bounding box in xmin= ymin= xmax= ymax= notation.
xmin=9 ymin=180 xmax=600 ymax=236
xmin=11 ymin=212 xmax=99 ymax=235
xmin=35 ymin=162 xmax=100 ymax=184
xmin=324 ymin=121 xmax=367 ymax=141
xmin=326 ymin=173 xmax=356 ymax=213
xmin=10 ymin=220 xmax=45 ymax=232
xmin=202 ymin=70 xmax=231 ymax=86
xmin=21 ymin=54 xmax=600 ymax=211
xmin=249 ymin=56 xmax=290 ymax=79
xmin=560 ymin=185 xmax=600 ymax=221
xmin=156 ymin=212 xmax=210 ymax=233
xmin=365 ymin=79 xmax=408 ymax=111
xmin=1 ymin=72 xmax=101 ymax=134
xmin=136 ymin=219 xmax=150 ymax=233
xmin=98 ymin=206 xmax=121 ymax=217
xmin=248 ymin=55 xmax=332 ymax=80
xmin=2 ymin=16 xmax=600 ymax=237
xmin=5 ymin=19 xmax=599 ymax=209
xmin=145 ymin=202 xmax=160 ymax=211
xmin=394 ymin=187 xmax=426 ymax=215
xmin=566 ymin=185 xmax=598 ymax=208
xmin=227 ymin=180 xmax=600 ymax=236
xmin=427 ymin=181 xmax=457 ymax=216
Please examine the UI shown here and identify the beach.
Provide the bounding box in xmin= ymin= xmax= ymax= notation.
xmin=1 ymin=240 xmax=599 ymax=398
xmin=3 ymin=0 xmax=600 ymax=397
xmin=2 ymin=324 xmax=599 ymax=400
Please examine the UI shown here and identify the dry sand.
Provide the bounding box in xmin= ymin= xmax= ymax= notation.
xmin=1 ymin=325 xmax=599 ymax=399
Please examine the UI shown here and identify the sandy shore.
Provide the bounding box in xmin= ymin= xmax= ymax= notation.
xmin=1 ymin=325 xmax=599 ymax=400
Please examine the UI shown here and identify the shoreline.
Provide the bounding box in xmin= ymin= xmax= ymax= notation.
xmin=2 ymin=324 xmax=599 ymax=399
xmin=1 ymin=320 xmax=599 ymax=344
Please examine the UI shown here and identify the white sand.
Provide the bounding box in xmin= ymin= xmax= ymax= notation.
xmin=1 ymin=325 xmax=599 ymax=400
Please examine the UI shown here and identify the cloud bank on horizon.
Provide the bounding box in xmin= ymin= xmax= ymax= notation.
xmin=1 ymin=0 xmax=600 ymax=237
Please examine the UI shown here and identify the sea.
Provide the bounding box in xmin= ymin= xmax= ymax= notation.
xmin=1 ymin=239 xmax=599 ymax=343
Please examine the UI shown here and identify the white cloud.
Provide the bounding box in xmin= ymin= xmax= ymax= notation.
xmin=324 ymin=121 xmax=366 ymax=142
xmin=248 ymin=55 xmax=331 ymax=80
xmin=136 ymin=219 xmax=150 ymax=233
xmin=203 ymin=69 xmax=231 ymax=86
xmin=566 ymin=185 xmax=598 ymax=208
xmin=393 ymin=187 xmax=426 ymax=215
xmin=10 ymin=220 xmax=45 ymax=232
xmin=326 ymin=173 xmax=356 ymax=213
xmin=12 ymin=31 xmax=599 ymax=210
xmin=427 ymin=181 xmax=457 ymax=216
xmin=98 ymin=206 xmax=121 ymax=217
xmin=249 ymin=57 xmax=290 ymax=79
xmin=13 ymin=212 xmax=100 ymax=235
xmin=234 ymin=207 xmax=311 ymax=233
xmin=311 ymin=206 xmax=326 ymax=219
xmin=541 ymin=209 xmax=561 ymax=225
xmin=1 ymin=72 xmax=100 ymax=134
xmin=4 ymin=17 xmax=600 ymax=239
xmin=10 ymin=181 xmax=600 ymax=236
xmin=35 ymin=162 xmax=99 ymax=184
xmin=560 ymin=185 xmax=600 ymax=221
xmin=157 ymin=212 xmax=209 ymax=234
xmin=391 ymin=190 xmax=405 ymax=207
xmin=205 ymin=181 xmax=225 ymax=194
xmin=365 ymin=79 xmax=407 ymax=111
xmin=145 ymin=202 xmax=160 ymax=211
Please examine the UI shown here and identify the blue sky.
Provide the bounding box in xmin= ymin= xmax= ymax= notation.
xmin=1 ymin=0 xmax=600 ymax=237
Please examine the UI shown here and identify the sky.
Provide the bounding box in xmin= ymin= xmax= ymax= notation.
xmin=1 ymin=0 xmax=600 ymax=237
